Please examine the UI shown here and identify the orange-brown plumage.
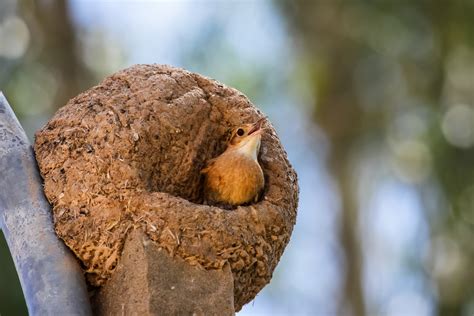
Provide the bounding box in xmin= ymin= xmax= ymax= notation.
xmin=201 ymin=118 xmax=265 ymax=206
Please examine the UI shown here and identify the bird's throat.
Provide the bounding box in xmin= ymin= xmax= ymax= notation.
xmin=236 ymin=135 xmax=261 ymax=161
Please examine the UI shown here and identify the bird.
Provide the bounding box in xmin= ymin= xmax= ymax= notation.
xmin=201 ymin=118 xmax=266 ymax=206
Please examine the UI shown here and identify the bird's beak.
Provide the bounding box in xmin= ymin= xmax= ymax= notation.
xmin=248 ymin=117 xmax=266 ymax=135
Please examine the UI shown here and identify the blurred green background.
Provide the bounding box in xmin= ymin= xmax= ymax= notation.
xmin=1 ymin=1 xmax=474 ymax=315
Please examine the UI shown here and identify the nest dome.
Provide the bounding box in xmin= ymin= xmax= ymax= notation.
xmin=34 ymin=64 xmax=298 ymax=310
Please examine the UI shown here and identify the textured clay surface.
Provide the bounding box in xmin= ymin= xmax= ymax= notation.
xmin=34 ymin=64 xmax=298 ymax=310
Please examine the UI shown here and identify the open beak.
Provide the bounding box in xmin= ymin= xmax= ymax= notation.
xmin=248 ymin=117 xmax=266 ymax=135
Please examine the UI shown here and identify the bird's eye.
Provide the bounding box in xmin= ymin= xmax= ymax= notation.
xmin=236 ymin=128 xmax=245 ymax=136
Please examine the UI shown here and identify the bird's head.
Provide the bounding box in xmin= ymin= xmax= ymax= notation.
xmin=227 ymin=117 xmax=266 ymax=160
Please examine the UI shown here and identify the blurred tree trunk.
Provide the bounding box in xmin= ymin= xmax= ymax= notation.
xmin=0 ymin=1 xmax=93 ymax=313
xmin=312 ymin=46 xmax=368 ymax=316
xmin=19 ymin=0 xmax=93 ymax=108
xmin=279 ymin=3 xmax=368 ymax=315
xmin=330 ymin=151 xmax=365 ymax=316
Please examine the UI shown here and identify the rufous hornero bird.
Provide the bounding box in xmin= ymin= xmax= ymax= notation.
xmin=201 ymin=117 xmax=266 ymax=206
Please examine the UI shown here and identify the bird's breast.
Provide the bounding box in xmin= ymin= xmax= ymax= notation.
xmin=203 ymin=153 xmax=264 ymax=205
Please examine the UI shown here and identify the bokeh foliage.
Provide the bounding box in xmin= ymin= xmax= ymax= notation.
xmin=280 ymin=1 xmax=474 ymax=315
xmin=1 ymin=1 xmax=474 ymax=315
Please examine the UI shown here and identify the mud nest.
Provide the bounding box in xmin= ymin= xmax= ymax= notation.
xmin=34 ymin=64 xmax=298 ymax=310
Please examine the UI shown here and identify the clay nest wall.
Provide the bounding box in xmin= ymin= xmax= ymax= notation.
xmin=34 ymin=64 xmax=298 ymax=311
